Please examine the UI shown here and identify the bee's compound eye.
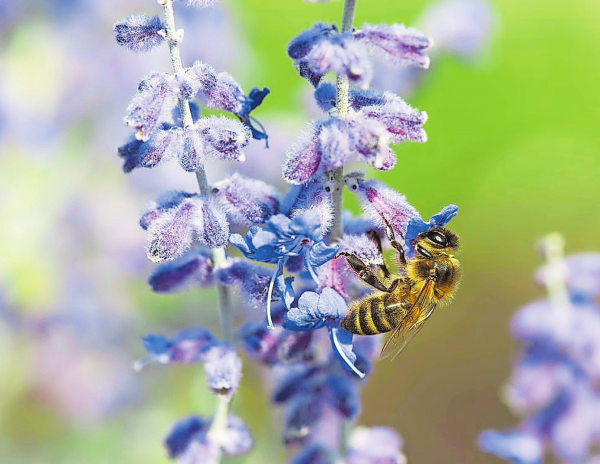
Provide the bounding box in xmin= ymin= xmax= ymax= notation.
xmin=428 ymin=231 xmax=447 ymax=247
xmin=416 ymin=245 xmax=433 ymax=259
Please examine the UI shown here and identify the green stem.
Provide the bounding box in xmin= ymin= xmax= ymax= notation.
xmin=207 ymin=396 xmax=231 ymax=442
xmin=538 ymin=233 xmax=571 ymax=312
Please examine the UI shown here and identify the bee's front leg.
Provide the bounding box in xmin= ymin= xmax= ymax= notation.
xmin=383 ymin=221 xmax=407 ymax=268
xmin=336 ymin=252 xmax=391 ymax=293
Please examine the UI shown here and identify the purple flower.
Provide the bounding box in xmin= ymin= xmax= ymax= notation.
xmin=537 ymin=253 xmax=600 ymax=299
xmin=202 ymin=343 xmax=242 ymax=400
xmin=283 ymin=287 xmax=365 ymax=378
xmin=117 ymin=134 xmax=144 ymax=173
xmin=148 ymin=248 xmax=214 ymax=293
xmin=348 ymin=176 xmax=419 ymax=242
xmin=288 ymin=23 xmax=372 ymax=87
xmin=403 ymin=204 xmax=459 ymax=257
xmin=354 ymin=23 xmax=433 ymax=69
xmin=283 ymin=393 xmax=323 ymax=445
xmin=194 ymin=116 xmax=251 ymax=162
xmin=125 ymin=72 xmax=174 ymax=141
xmin=478 ymin=430 xmax=543 ymax=464
xmin=358 ymin=97 xmax=428 ymax=144
xmin=288 ymin=180 xmax=334 ymax=235
xmin=140 ymin=191 xmax=229 ymax=262
xmin=113 ymin=15 xmax=166 ymax=53
xmin=191 ymin=61 xmax=269 ymax=140
xmin=216 ymin=259 xmax=275 ymax=308
xmin=165 ymin=414 xmax=252 ymax=463
xmin=212 ymin=173 xmax=280 ymax=226
xmin=229 ymin=210 xmax=339 ymax=328
xmin=347 ymin=426 xmax=406 ymax=464
xmin=283 ymin=122 xmax=323 ymax=184
xmin=165 ymin=416 xmax=210 ymax=458
xmin=314 ymin=82 xmax=396 ymax=112
xmin=134 ymin=327 xmax=216 ymax=371
xmin=291 ymin=444 xmax=336 ymax=464
xmin=139 ymin=125 xmax=182 ymax=168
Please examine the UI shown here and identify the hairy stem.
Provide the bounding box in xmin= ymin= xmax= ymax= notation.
xmin=160 ymin=0 xmax=211 ymax=195
xmin=160 ymin=0 xmax=234 ymax=447
xmin=333 ymin=0 xmax=359 ymax=456
xmin=330 ymin=0 xmax=357 ymax=243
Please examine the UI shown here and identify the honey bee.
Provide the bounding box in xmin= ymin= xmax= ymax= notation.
xmin=338 ymin=222 xmax=461 ymax=360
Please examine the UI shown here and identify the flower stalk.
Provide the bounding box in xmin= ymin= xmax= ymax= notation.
xmin=331 ymin=0 xmax=358 ymax=242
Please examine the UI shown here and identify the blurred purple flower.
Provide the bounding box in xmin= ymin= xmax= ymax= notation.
xmin=202 ymin=343 xmax=242 ymax=400
xmin=135 ymin=327 xmax=215 ymax=371
xmin=478 ymin=430 xmax=543 ymax=464
xmin=347 ymin=426 xmax=407 ymax=464
xmin=216 ymin=259 xmax=275 ymax=308
xmin=419 ymin=0 xmax=495 ymax=59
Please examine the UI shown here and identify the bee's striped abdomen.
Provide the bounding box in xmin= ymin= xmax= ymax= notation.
xmin=341 ymin=294 xmax=395 ymax=335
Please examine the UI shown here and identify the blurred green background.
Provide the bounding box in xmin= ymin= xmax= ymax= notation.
xmin=0 ymin=0 xmax=599 ymax=463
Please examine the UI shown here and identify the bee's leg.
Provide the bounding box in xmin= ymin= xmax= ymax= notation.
xmin=387 ymin=277 xmax=407 ymax=293
xmin=383 ymin=221 xmax=407 ymax=267
xmin=366 ymin=229 xmax=391 ymax=278
xmin=336 ymin=252 xmax=390 ymax=293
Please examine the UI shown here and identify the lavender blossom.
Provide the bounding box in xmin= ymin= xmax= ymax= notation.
xmin=148 ymin=248 xmax=214 ymax=293
xmin=347 ymin=175 xmax=419 ymax=240
xmin=165 ymin=414 xmax=252 ymax=463
xmin=134 ymin=327 xmax=215 ymax=371
xmin=212 ymin=173 xmax=281 ymax=226
xmin=202 ymin=343 xmax=242 ymax=399
xmin=347 ymin=426 xmax=407 ymax=464
xmin=216 ymin=259 xmax=275 ymax=308
xmin=288 ymin=23 xmax=372 ymax=87
xmin=113 ymin=15 xmax=166 ymax=53
xmin=140 ymin=191 xmax=229 ymax=262
xmin=229 ymin=210 xmax=339 ymax=328
xmin=125 ymin=73 xmax=174 ymax=141
xmin=355 ymin=23 xmax=433 ymax=69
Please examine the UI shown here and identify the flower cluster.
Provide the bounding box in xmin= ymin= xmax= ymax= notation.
xmin=113 ymin=0 xmax=467 ymax=462
xmin=479 ymin=235 xmax=600 ymax=464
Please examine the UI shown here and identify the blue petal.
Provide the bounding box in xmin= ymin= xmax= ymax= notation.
xmin=164 ymin=416 xmax=209 ymax=458
xmin=305 ymin=241 xmax=340 ymax=268
xmin=142 ymin=334 xmax=170 ymax=356
xmin=229 ymin=233 xmax=251 ymax=255
xmin=283 ymin=291 xmax=324 ymax=331
xmin=328 ymin=326 xmax=365 ymax=378
xmin=265 ymin=214 xmax=292 ymax=237
xmin=251 ymin=229 xmax=278 ymax=249
xmin=430 ymin=204 xmax=459 ymax=226
xmin=478 ymin=430 xmax=543 ymax=464
xmin=276 ymin=275 xmax=296 ymax=311
xmin=290 ymin=210 xmax=322 ymax=241
xmin=317 ymin=287 xmax=347 ymax=321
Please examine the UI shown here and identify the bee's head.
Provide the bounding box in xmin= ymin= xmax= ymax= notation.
xmin=413 ymin=226 xmax=460 ymax=258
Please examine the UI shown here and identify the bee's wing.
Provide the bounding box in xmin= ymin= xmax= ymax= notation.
xmin=380 ymin=278 xmax=437 ymax=361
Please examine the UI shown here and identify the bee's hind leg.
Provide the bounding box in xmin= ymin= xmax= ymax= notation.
xmin=383 ymin=220 xmax=407 ymax=267
xmin=336 ymin=252 xmax=390 ymax=293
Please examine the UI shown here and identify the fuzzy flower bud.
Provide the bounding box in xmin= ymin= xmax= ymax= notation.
xmin=140 ymin=191 xmax=229 ymax=262
xmin=148 ymin=248 xmax=214 ymax=293
xmin=355 ymin=23 xmax=433 ymax=69
xmin=216 ymin=259 xmax=275 ymax=308
xmin=125 ymin=73 xmax=174 ymax=141
xmin=113 ymin=14 xmax=166 ymax=53
xmin=202 ymin=343 xmax=242 ymax=400
xmin=347 ymin=176 xmax=419 ymax=240
xmin=194 ymin=117 xmax=251 ymax=162
xmin=212 ymin=173 xmax=280 ymax=226
xmin=138 ymin=125 xmax=182 ymax=168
